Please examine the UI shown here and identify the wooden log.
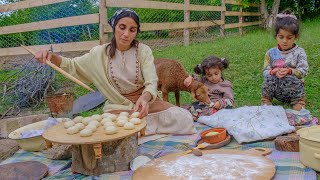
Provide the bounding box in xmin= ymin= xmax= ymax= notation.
xmin=71 ymin=134 xmax=138 ymax=176
xmin=274 ymin=135 xmax=299 ymax=152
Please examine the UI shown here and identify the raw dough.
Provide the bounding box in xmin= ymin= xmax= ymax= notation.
xmin=80 ymin=129 xmax=93 ymax=137
xmin=64 ymin=121 xmax=75 ymax=129
xmin=130 ymin=118 xmax=141 ymax=125
xmin=130 ymin=112 xmax=140 ymax=118
xmin=88 ymin=120 xmax=100 ymax=127
xmin=67 ymin=126 xmax=79 ymax=134
xmin=117 ymin=119 xmax=128 ymax=127
xmin=117 ymin=116 xmax=129 ymax=122
xmin=74 ymin=123 xmax=85 ymax=130
xmin=91 ymin=114 xmax=102 ymax=122
xmin=82 ymin=117 xmax=92 ymax=125
xmin=119 ymin=112 xmax=129 ymax=117
xmin=86 ymin=124 xmax=97 ymax=132
xmin=101 ymin=117 xmax=113 ymax=124
xmin=105 ymin=126 xmax=118 ymax=135
xmin=108 ymin=114 xmax=117 ymax=121
xmin=102 ymin=113 xmax=112 ymax=118
xmin=73 ymin=116 xmax=83 ymax=123
xmin=124 ymin=122 xmax=135 ymax=130
xmin=104 ymin=121 xmax=115 ymax=127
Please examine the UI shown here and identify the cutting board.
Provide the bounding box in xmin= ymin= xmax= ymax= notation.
xmin=42 ymin=118 xmax=146 ymax=145
xmin=0 ymin=161 xmax=48 ymax=180
xmin=133 ymin=148 xmax=275 ymax=180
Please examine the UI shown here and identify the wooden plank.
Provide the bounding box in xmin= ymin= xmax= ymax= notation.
xmin=184 ymin=0 xmax=190 ymax=46
xmin=225 ymin=11 xmax=260 ymax=16
xmin=0 ymin=0 xmax=69 ymax=13
xmin=105 ymin=20 xmax=224 ymax=32
xmin=220 ymin=0 xmax=226 ymax=37
xmin=106 ymin=0 xmax=225 ymax=11
xmin=0 ymin=41 xmax=100 ymax=56
xmin=99 ymin=0 xmax=107 ymax=44
xmin=225 ymin=0 xmax=260 ymax=7
xmin=225 ymin=21 xmax=261 ymax=29
xmin=0 ymin=14 xmax=99 ymax=35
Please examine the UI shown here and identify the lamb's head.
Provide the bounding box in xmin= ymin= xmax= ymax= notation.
xmin=190 ymin=81 xmax=211 ymax=105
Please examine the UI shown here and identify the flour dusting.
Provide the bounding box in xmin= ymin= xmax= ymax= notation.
xmin=147 ymin=153 xmax=271 ymax=180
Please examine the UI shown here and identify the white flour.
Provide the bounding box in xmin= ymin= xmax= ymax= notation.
xmin=147 ymin=153 xmax=271 ymax=180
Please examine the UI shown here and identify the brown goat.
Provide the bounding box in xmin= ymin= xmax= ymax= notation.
xmin=155 ymin=58 xmax=210 ymax=106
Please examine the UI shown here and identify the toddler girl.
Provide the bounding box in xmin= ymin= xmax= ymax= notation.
xmin=185 ymin=56 xmax=234 ymax=119
xmin=261 ymin=10 xmax=308 ymax=111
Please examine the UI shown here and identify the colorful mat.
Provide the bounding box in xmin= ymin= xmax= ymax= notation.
xmin=2 ymin=122 xmax=317 ymax=180
xmin=0 ymin=149 xmax=71 ymax=176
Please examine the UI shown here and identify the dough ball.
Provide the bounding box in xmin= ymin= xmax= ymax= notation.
xmin=130 ymin=112 xmax=140 ymax=119
xmin=73 ymin=116 xmax=83 ymax=123
xmin=82 ymin=117 xmax=92 ymax=125
xmin=86 ymin=124 xmax=97 ymax=132
xmin=102 ymin=113 xmax=112 ymax=118
xmin=117 ymin=119 xmax=128 ymax=127
xmin=58 ymin=118 xmax=72 ymax=123
xmin=88 ymin=120 xmax=100 ymax=127
xmin=104 ymin=121 xmax=115 ymax=127
xmin=130 ymin=118 xmax=142 ymax=125
xmin=64 ymin=121 xmax=75 ymax=129
xmin=74 ymin=123 xmax=85 ymax=130
xmin=108 ymin=114 xmax=117 ymax=121
xmin=91 ymin=114 xmax=102 ymax=122
xmin=67 ymin=126 xmax=79 ymax=134
xmin=101 ymin=117 xmax=113 ymax=124
xmin=80 ymin=129 xmax=93 ymax=137
xmin=119 ymin=112 xmax=129 ymax=117
xmin=105 ymin=126 xmax=118 ymax=135
xmin=117 ymin=116 xmax=129 ymax=122
xmin=124 ymin=122 xmax=135 ymax=130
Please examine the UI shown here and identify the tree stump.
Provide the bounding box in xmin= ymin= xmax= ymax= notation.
xmin=274 ymin=135 xmax=299 ymax=152
xmin=71 ymin=134 xmax=138 ymax=176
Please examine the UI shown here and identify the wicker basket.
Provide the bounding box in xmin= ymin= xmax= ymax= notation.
xmin=46 ymin=93 xmax=74 ymax=117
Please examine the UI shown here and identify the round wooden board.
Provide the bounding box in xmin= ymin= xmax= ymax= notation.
xmin=42 ymin=118 xmax=146 ymax=145
xmin=133 ymin=148 xmax=275 ymax=180
xmin=0 ymin=161 xmax=48 ymax=180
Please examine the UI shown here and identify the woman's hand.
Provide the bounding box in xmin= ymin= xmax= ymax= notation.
xmin=34 ymin=50 xmax=52 ymax=64
xmin=34 ymin=50 xmax=62 ymax=66
xmin=134 ymin=92 xmax=152 ymax=118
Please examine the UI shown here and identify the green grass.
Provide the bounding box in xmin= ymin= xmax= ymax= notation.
xmin=153 ymin=18 xmax=320 ymax=118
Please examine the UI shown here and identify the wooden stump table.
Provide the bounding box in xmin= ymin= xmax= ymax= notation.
xmin=42 ymin=119 xmax=146 ymax=176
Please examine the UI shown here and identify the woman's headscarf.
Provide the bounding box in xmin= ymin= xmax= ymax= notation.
xmin=108 ymin=8 xmax=140 ymax=33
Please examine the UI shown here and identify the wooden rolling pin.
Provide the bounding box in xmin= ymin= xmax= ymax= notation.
xmin=21 ymin=45 xmax=95 ymax=92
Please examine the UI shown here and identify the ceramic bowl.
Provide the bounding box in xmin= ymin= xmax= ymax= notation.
xmin=200 ymin=128 xmax=227 ymax=144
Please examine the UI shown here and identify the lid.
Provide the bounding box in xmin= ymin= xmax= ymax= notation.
xmin=297 ymin=125 xmax=320 ymax=142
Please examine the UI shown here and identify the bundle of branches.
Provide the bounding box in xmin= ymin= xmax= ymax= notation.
xmin=1 ymin=57 xmax=55 ymax=119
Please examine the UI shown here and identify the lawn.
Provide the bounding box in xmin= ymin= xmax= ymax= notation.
xmin=153 ymin=18 xmax=320 ymax=118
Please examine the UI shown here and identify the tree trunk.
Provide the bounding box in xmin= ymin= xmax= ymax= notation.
xmin=297 ymin=0 xmax=302 ymax=21
xmin=266 ymin=0 xmax=281 ymax=29
xmin=260 ymin=0 xmax=269 ymax=28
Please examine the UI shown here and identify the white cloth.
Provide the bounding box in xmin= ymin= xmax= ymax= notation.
xmin=145 ymin=107 xmax=196 ymax=135
xmin=198 ymin=105 xmax=295 ymax=143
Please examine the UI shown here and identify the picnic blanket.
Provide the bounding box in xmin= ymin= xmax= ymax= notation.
xmin=1 ymin=122 xmax=317 ymax=180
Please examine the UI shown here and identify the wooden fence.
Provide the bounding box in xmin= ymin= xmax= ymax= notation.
xmin=0 ymin=0 xmax=261 ymax=56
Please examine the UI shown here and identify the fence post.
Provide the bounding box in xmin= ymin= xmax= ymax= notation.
xmin=99 ymin=0 xmax=108 ymax=44
xmin=184 ymin=0 xmax=190 ymax=46
xmin=239 ymin=4 xmax=243 ymax=35
xmin=220 ymin=0 xmax=225 ymax=37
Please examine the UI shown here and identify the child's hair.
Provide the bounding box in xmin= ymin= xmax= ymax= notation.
xmin=194 ymin=56 xmax=229 ymax=76
xmin=275 ymin=9 xmax=299 ymax=36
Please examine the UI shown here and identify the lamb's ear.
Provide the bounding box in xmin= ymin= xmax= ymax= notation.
xmin=184 ymin=76 xmax=193 ymax=87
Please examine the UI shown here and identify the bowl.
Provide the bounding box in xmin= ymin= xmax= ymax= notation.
xmin=200 ymin=128 xmax=227 ymax=144
xmin=8 ymin=120 xmax=49 ymax=151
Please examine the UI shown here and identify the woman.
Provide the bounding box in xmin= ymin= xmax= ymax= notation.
xmin=35 ymin=8 xmax=196 ymax=135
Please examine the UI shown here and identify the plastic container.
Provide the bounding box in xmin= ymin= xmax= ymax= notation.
xmin=200 ymin=128 xmax=227 ymax=144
